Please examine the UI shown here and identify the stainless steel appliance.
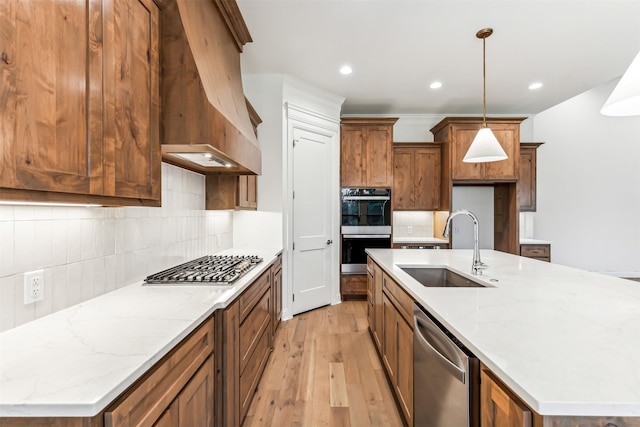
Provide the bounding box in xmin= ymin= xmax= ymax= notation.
xmin=341 ymin=188 xmax=391 ymax=274
xmin=414 ymin=303 xmax=479 ymax=427
xmin=144 ymin=255 xmax=263 ymax=285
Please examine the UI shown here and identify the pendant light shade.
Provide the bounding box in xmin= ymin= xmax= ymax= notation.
xmin=601 ymin=50 xmax=640 ymax=117
xmin=463 ymin=28 xmax=508 ymax=164
xmin=464 ymin=127 xmax=508 ymax=162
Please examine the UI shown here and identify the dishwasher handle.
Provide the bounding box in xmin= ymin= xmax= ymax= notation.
xmin=414 ymin=315 xmax=466 ymax=384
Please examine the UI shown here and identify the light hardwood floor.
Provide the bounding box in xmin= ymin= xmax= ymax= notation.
xmin=242 ymin=301 xmax=404 ymax=427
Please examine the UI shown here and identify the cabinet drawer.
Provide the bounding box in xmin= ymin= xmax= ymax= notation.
xmin=239 ymin=269 xmax=271 ymax=323
xmin=273 ymin=254 xmax=282 ymax=274
xmin=239 ymin=324 xmax=271 ymax=420
xmin=239 ymin=288 xmax=270 ymax=375
xmin=382 ymin=273 xmax=414 ymax=326
xmin=105 ymin=316 xmax=215 ymax=426
xmin=520 ymin=244 xmax=550 ymax=258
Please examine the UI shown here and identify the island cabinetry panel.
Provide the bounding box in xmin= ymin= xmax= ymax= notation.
xmin=381 ymin=272 xmax=414 ymax=427
xmin=367 ymin=259 xmax=384 ymax=353
xmin=340 ymin=117 xmax=398 ymax=187
xmin=481 ymin=366 xmax=542 ymax=427
xmin=518 ymin=143 xmax=544 ymax=212
xmin=104 ymin=315 xmax=215 ymax=427
xmin=341 ymin=274 xmax=367 ymax=299
xmin=0 ymin=0 xmax=161 ymax=206
xmin=393 ymin=143 xmax=442 ymax=210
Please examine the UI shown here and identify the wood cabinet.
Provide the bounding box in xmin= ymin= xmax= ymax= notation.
xmin=518 ymin=143 xmax=543 ymax=212
xmin=393 ymin=143 xmax=441 ymax=210
xmin=381 ymin=272 xmax=414 ymax=426
xmin=270 ymin=254 xmax=282 ymax=345
xmin=431 ymin=117 xmax=524 ymax=183
xmin=368 ymin=259 xmax=384 ymax=353
xmin=520 ymin=244 xmax=551 ymax=263
xmin=205 ymin=174 xmax=257 ymax=210
xmin=340 ymin=275 xmax=367 ymax=299
xmin=0 ymin=0 xmax=161 ymax=206
xmin=104 ymin=316 xmax=215 ymax=426
xmin=237 ymin=175 xmax=258 ymax=209
xmin=481 ymin=366 xmax=541 ymax=427
xmin=340 ymin=118 xmax=398 ymax=187
xmin=218 ymin=267 xmax=273 ymax=427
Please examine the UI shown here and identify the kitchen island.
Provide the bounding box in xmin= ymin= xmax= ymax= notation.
xmin=0 ymin=247 xmax=282 ymax=420
xmin=367 ymin=248 xmax=640 ymax=423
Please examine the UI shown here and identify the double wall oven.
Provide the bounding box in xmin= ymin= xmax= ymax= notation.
xmin=341 ymin=188 xmax=391 ymax=274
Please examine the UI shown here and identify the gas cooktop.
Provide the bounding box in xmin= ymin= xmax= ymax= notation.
xmin=144 ymin=255 xmax=263 ymax=285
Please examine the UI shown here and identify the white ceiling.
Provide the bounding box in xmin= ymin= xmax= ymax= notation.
xmin=236 ymin=0 xmax=640 ymax=115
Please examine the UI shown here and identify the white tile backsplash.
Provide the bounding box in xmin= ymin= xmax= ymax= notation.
xmin=393 ymin=211 xmax=435 ymax=239
xmin=0 ymin=163 xmax=233 ymax=332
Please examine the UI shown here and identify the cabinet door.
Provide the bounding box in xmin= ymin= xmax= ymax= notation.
xmin=481 ymin=369 xmax=532 ymax=427
xmin=518 ymin=147 xmax=536 ymax=211
xmin=341 ymin=125 xmax=366 ymax=187
xmin=372 ymin=263 xmax=384 ymax=352
xmin=154 ymin=400 xmax=179 ymax=427
xmin=238 ymin=175 xmax=257 ymax=209
xmin=178 ymin=356 xmax=215 ymax=427
xmin=366 ymin=126 xmax=393 ymax=187
xmin=451 ymin=126 xmax=485 ymax=181
xmin=414 ymin=147 xmax=440 ymax=210
xmin=0 ymin=0 xmax=104 ymax=195
xmin=393 ymin=148 xmax=414 ymax=209
xmin=367 ymin=261 xmax=374 ymax=331
xmin=103 ymin=0 xmax=161 ymax=201
xmin=382 ymin=293 xmax=397 ymax=382
xmin=396 ymin=316 xmax=413 ymax=427
xmin=483 ymin=125 xmax=519 ymax=181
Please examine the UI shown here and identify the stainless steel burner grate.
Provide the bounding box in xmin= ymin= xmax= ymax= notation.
xmin=144 ymin=255 xmax=263 ymax=285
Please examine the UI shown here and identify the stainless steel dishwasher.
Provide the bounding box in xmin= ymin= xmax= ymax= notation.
xmin=414 ymin=303 xmax=480 ymax=427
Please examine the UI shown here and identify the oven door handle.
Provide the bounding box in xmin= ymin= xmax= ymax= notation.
xmin=342 ymin=234 xmax=391 ymax=239
xmin=342 ymin=196 xmax=390 ymax=201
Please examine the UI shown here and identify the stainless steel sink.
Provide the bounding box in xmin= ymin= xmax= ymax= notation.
xmin=400 ymin=267 xmax=486 ymax=288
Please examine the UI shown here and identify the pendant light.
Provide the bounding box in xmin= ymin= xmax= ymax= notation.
xmin=463 ymin=28 xmax=508 ymax=163
xmin=601 ymin=50 xmax=640 ymax=116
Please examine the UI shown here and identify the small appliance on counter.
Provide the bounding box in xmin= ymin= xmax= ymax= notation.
xmin=144 ymin=255 xmax=263 ymax=285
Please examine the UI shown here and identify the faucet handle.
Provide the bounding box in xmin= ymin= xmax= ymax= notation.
xmin=472 ymin=261 xmax=489 ymax=275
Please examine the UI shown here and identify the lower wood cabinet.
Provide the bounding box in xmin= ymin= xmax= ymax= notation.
xmin=481 ymin=366 xmax=540 ymax=427
xmin=105 ymin=316 xmax=215 ymax=427
xmin=340 ymin=274 xmax=367 ymax=299
xmin=271 ymin=254 xmax=283 ymax=345
xmin=520 ymin=244 xmax=551 ymax=263
xmin=368 ymin=259 xmax=384 ymax=352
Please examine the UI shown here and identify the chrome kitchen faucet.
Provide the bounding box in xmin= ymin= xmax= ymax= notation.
xmin=443 ymin=209 xmax=489 ymax=275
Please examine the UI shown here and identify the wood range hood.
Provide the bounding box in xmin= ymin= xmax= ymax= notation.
xmin=161 ymin=0 xmax=261 ymax=175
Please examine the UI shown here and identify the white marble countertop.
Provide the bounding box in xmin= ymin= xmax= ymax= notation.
xmin=392 ymin=236 xmax=449 ymax=244
xmin=366 ymin=248 xmax=640 ymax=417
xmin=520 ymin=238 xmax=552 ymax=245
xmin=0 ymin=248 xmax=282 ymax=418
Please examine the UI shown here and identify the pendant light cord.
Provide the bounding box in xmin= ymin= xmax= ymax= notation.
xmin=482 ymin=36 xmax=487 ymax=127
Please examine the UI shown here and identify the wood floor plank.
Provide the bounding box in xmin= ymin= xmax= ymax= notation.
xmin=329 ymin=362 xmax=349 ymax=407
xmin=242 ymin=301 xmax=404 ymax=427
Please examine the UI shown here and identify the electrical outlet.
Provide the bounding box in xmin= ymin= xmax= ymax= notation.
xmin=24 ymin=270 xmax=44 ymax=304
xmin=407 ymin=225 xmax=413 ymax=235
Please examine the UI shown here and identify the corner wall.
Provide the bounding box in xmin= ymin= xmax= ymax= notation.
xmin=533 ymin=79 xmax=640 ymax=275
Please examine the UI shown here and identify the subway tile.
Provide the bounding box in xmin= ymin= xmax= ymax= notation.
xmin=105 ymin=219 xmax=116 ymax=256
xmin=80 ymin=260 xmax=96 ymax=302
xmin=67 ymin=262 xmax=83 ymax=307
xmin=50 ymin=265 xmax=69 ymax=313
xmin=67 ymin=219 xmax=83 ymax=264
xmin=0 ymin=275 xmax=16 ymax=331
xmin=14 ymin=220 xmax=35 ymax=273
xmin=34 ymin=220 xmax=53 ymax=269
xmin=34 ymin=268 xmax=54 ymax=319
xmin=13 ymin=275 xmax=36 ymax=327
xmin=0 ymin=221 xmax=15 ymax=277
xmin=51 ymin=220 xmax=68 ymax=267
xmin=0 ymin=205 xmax=14 ymax=221
xmin=80 ymin=219 xmax=97 ymax=261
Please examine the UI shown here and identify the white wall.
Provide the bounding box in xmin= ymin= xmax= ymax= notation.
xmin=0 ymin=163 xmax=233 ymax=331
xmin=533 ymin=79 xmax=640 ymax=276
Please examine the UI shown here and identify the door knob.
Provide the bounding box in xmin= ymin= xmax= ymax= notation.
xmin=326 ymin=239 xmax=333 ymax=245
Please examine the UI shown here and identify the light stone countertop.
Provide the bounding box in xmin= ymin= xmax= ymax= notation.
xmin=0 ymin=248 xmax=282 ymax=418
xmin=366 ymin=248 xmax=640 ymax=417
xmin=520 ymin=238 xmax=552 ymax=245
xmin=392 ymin=236 xmax=449 ymax=244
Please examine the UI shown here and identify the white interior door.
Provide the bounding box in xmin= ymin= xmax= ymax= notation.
xmin=292 ymin=127 xmax=333 ymax=315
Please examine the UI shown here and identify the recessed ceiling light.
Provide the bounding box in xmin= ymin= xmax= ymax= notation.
xmin=339 ymin=65 xmax=352 ymax=75
xmin=528 ymin=82 xmax=543 ymax=90
xmin=430 ymin=81 xmax=442 ymax=89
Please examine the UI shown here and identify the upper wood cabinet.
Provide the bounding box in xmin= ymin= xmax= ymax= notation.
xmin=340 ymin=118 xmax=398 ymax=188
xmin=430 ymin=117 xmax=525 ymax=183
xmin=518 ymin=142 xmax=543 ymax=212
xmin=0 ymin=0 xmax=161 ymax=206
xmin=393 ymin=143 xmax=441 ymax=210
